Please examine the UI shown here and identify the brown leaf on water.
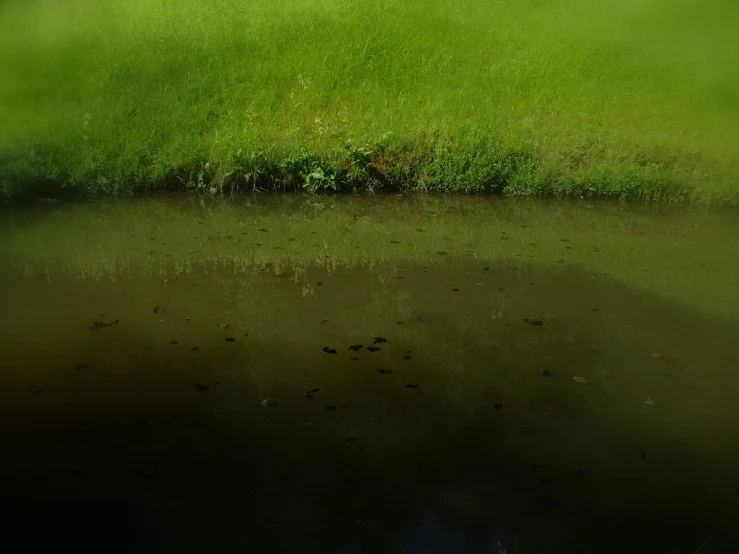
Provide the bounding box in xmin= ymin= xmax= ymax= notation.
xmin=153 ymin=305 xmax=166 ymax=314
xmin=217 ymin=323 xmax=229 ymax=329
xmin=573 ymin=376 xmax=590 ymax=385
xmin=599 ymin=370 xmax=611 ymax=376
xmin=319 ymin=318 xmax=329 ymax=324
xmin=642 ymin=397 xmax=655 ymax=406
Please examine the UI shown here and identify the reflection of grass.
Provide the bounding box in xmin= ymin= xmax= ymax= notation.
xmin=0 ymin=0 xmax=738 ymax=201
xmin=1 ymin=196 xmax=737 ymax=320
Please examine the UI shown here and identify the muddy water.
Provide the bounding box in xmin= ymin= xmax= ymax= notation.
xmin=1 ymin=195 xmax=738 ymax=553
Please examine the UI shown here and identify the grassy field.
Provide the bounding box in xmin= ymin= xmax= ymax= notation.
xmin=1 ymin=0 xmax=738 ymax=202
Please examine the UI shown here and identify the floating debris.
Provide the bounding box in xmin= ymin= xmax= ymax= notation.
xmin=224 ymin=337 xmax=236 ymax=343
xmin=153 ymin=305 xmax=166 ymax=314
xmin=257 ymin=228 xmax=269 ymax=232
xmin=349 ymin=345 xmax=363 ymax=351
xmin=405 ymin=384 xmax=419 ymax=389
xmin=217 ymin=323 xmax=229 ymax=329
xmin=403 ymin=354 xmax=412 ymax=360
xmin=306 ymin=388 xmax=320 ymax=395
xmin=350 ymin=357 xmax=359 ymax=361
xmin=170 ymin=340 xmax=179 ymax=345
xmin=74 ymin=364 xmax=90 ymax=371
xmin=574 ymin=467 xmax=593 ymax=478
xmin=192 ymin=347 xmax=199 ymax=351
xmin=482 ymin=267 xmax=490 ymax=271
xmin=372 ymin=337 xmax=387 ymax=344
xmin=376 ymin=369 xmax=392 ymax=375
xmin=452 ymin=288 xmax=459 ymax=292
xmin=560 ymin=239 xmax=570 ymax=243
xmin=325 ymin=406 xmax=336 ymax=412
xmin=573 ymin=376 xmax=590 ymax=385
xmin=396 ymin=321 xmax=403 ymax=325
xmin=261 ymin=398 xmax=282 ymax=408
xmin=367 ymin=346 xmax=381 ymax=352
xmin=90 ymin=320 xmax=119 ymax=330
xmin=319 ymin=318 xmax=329 ymax=324
xmin=192 ymin=383 xmax=209 ymax=392
xmin=642 ymin=397 xmax=655 ymax=406
xmin=599 ymin=370 xmax=611 ymax=376
xmin=541 ymin=370 xmax=552 ymax=377
xmin=322 ymin=347 xmax=337 ymax=355
xmin=415 ymin=317 xmax=426 ymax=323
xmin=524 ymin=319 xmax=544 ymax=326
xmin=390 ymin=240 xmax=401 ymax=244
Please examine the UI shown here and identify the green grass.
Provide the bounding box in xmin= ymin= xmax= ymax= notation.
xmin=1 ymin=0 xmax=738 ymax=202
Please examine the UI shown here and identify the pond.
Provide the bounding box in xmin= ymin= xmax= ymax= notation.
xmin=1 ymin=195 xmax=738 ymax=553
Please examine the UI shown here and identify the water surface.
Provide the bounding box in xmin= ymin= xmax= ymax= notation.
xmin=1 ymin=195 xmax=738 ymax=553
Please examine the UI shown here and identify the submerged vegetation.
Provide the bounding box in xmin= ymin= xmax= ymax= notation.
xmin=1 ymin=0 xmax=738 ymax=202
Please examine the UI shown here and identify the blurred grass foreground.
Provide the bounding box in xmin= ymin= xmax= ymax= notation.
xmin=0 ymin=0 xmax=738 ymax=202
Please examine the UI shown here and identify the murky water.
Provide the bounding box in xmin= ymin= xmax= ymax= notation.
xmin=1 ymin=195 xmax=738 ymax=553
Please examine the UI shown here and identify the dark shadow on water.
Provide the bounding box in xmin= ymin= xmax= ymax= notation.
xmin=1 ymin=257 xmax=738 ymax=554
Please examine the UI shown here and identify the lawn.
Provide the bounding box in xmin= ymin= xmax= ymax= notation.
xmin=0 ymin=0 xmax=737 ymax=201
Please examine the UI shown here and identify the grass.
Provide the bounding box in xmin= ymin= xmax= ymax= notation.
xmin=0 ymin=0 xmax=738 ymax=202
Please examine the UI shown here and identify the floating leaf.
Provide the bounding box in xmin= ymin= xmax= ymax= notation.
xmin=372 ymin=337 xmax=387 ymax=344
xmin=90 ymin=319 xmax=119 ymax=330
xmin=573 ymin=376 xmax=590 ymax=385
xmin=153 ymin=305 xmax=166 ymax=314
xmin=261 ymin=398 xmax=282 ymax=407
xmin=367 ymin=346 xmax=381 ymax=352
xmin=599 ymin=370 xmax=611 ymax=376
xmin=376 ymin=369 xmax=392 ymax=375
xmin=306 ymin=388 xmax=320 ymax=395
xmin=170 ymin=340 xmax=179 ymax=345
xmin=642 ymin=397 xmax=655 ymax=406
xmin=218 ymin=323 xmax=229 ymax=329
xmin=348 ymin=345 xmax=363 ymax=351
xmin=405 ymin=384 xmax=418 ymax=389
xmin=403 ymin=354 xmax=412 ymax=360
xmin=319 ymin=318 xmax=329 ymax=324
xmin=224 ymin=337 xmax=235 ymax=342
xmin=322 ymin=347 xmax=337 ymax=355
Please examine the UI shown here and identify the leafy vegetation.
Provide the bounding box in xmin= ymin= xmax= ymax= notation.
xmin=0 ymin=0 xmax=738 ymax=202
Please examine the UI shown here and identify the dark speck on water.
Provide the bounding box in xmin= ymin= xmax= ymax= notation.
xmin=74 ymin=364 xmax=90 ymax=370
xmin=306 ymin=388 xmax=320 ymax=395
xmin=325 ymin=406 xmax=336 ymax=412
xmin=192 ymin=383 xmax=209 ymax=392
xmin=349 ymin=344 xmax=363 ymax=351
xmin=403 ymin=354 xmax=412 ymax=360
xmin=372 ymin=337 xmax=387 ymax=344
xmin=323 ymin=347 xmax=337 ymax=355
xmin=524 ymin=319 xmax=544 ymax=326
xmin=350 ymin=357 xmax=359 ymax=361
xmin=495 ymin=403 xmax=503 ymax=410
xmin=366 ymin=346 xmax=381 ymax=352
xmin=377 ymin=369 xmax=392 ymax=375
xmin=405 ymin=384 xmax=418 ymax=389
xmin=224 ymin=337 xmax=235 ymax=342
xmin=542 ymin=370 xmax=552 ymax=377
xmin=170 ymin=340 xmax=178 ymax=345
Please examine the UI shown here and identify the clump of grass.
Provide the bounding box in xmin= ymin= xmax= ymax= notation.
xmin=0 ymin=0 xmax=738 ymax=202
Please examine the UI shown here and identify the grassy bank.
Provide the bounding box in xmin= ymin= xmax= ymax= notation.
xmin=1 ymin=0 xmax=738 ymax=202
